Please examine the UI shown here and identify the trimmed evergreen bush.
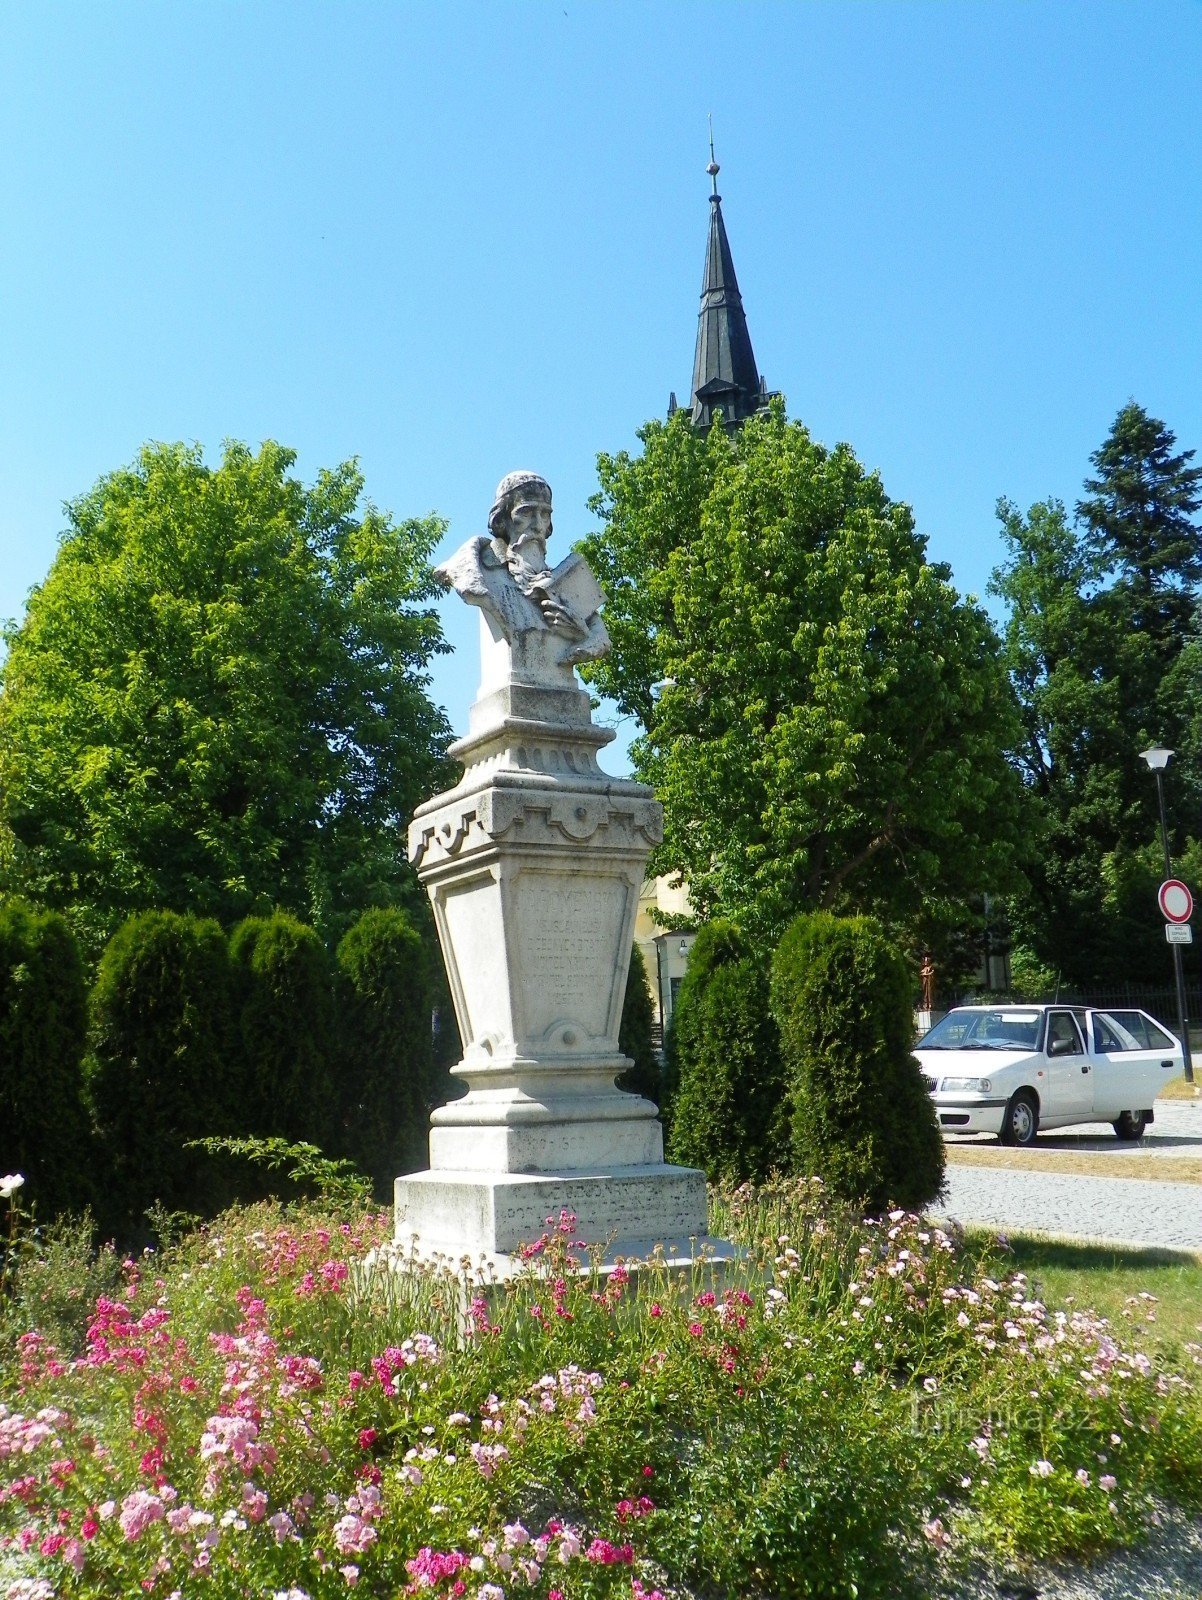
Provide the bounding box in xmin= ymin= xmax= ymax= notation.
xmin=87 ymin=911 xmax=235 ymax=1228
xmin=0 ymin=898 xmax=91 ymax=1216
xmin=617 ymin=944 xmax=659 ymax=1103
xmin=334 ymin=907 xmax=433 ymax=1194
xmin=229 ymin=912 xmax=336 ymax=1146
xmin=665 ymin=920 xmax=786 ymax=1183
xmin=770 ymin=911 xmax=944 ymax=1212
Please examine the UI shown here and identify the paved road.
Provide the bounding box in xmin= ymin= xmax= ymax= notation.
xmin=936 ymin=1099 xmax=1202 ymax=1252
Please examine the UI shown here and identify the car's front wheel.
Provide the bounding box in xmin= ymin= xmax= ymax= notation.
xmin=1000 ymin=1089 xmax=1039 ymax=1147
xmin=1112 ymin=1110 xmax=1148 ymax=1141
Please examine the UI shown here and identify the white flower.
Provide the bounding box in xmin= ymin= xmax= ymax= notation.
xmin=0 ymin=1174 xmax=25 ymax=1199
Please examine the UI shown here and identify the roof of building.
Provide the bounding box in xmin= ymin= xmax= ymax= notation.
xmin=672 ymin=152 xmax=771 ymax=430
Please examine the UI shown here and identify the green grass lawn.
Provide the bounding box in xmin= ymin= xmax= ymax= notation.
xmin=968 ymin=1229 xmax=1202 ymax=1352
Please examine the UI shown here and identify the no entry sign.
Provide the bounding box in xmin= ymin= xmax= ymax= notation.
xmin=1159 ymin=879 xmax=1194 ymax=923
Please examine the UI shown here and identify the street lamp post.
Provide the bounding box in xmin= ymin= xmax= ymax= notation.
xmin=1140 ymin=747 xmax=1195 ymax=1085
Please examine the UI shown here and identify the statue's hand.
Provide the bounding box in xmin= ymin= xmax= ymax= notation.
xmin=530 ymin=582 xmax=587 ymax=637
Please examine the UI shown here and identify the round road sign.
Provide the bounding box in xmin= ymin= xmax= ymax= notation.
xmin=1159 ymin=879 xmax=1193 ymax=923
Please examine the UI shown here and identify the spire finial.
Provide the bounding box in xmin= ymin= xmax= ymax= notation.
xmin=706 ymin=114 xmax=719 ymax=196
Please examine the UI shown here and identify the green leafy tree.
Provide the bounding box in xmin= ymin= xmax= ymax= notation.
xmin=1077 ymin=400 xmax=1202 ymax=648
xmin=990 ymin=405 xmax=1201 ymax=986
xmin=1099 ymin=838 xmax=1202 ymax=989
xmin=0 ymin=441 xmax=451 ymax=955
xmin=579 ymin=403 xmax=1025 ymax=947
xmin=770 ymin=910 xmax=943 ymax=1212
xmin=0 ymin=899 xmax=91 ymax=1215
xmin=229 ymin=912 xmax=336 ymax=1146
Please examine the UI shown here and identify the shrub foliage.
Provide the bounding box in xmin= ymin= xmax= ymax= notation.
xmin=229 ymin=911 xmax=336 ymax=1146
xmin=334 ymin=907 xmax=434 ymax=1193
xmin=0 ymin=898 xmax=90 ymax=1215
xmin=86 ymin=911 xmax=236 ymax=1227
xmin=617 ymin=943 xmax=658 ymax=1103
xmin=771 ymin=910 xmax=944 ymax=1211
xmin=666 ymin=920 xmax=786 ymax=1183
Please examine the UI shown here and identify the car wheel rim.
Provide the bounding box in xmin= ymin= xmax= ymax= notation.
xmin=1014 ymin=1103 xmax=1033 ymax=1141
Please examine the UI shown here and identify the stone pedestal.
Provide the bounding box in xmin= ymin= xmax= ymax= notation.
xmin=395 ymin=641 xmax=722 ymax=1270
xmin=391 ymin=476 xmax=726 ymax=1272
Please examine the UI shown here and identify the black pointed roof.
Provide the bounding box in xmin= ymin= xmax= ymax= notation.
xmin=682 ymin=163 xmax=769 ymax=429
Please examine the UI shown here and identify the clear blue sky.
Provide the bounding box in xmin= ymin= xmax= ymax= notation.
xmin=2 ymin=2 xmax=1199 ymax=773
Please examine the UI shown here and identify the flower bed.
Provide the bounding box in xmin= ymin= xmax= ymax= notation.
xmin=1 ymin=1181 xmax=1200 ymax=1599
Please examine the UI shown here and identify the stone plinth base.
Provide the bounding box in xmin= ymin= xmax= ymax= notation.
xmin=392 ymin=1163 xmax=722 ymax=1274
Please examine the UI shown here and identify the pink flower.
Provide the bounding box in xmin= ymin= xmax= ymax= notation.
xmin=332 ymin=1514 xmax=377 ymax=1556
xmin=267 ymin=1510 xmax=296 ymax=1543
xmin=585 ymin=1538 xmax=633 ymax=1565
xmin=118 ymin=1490 xmax=165 ymax=1542
xmin=688 ymin=1321 xmax=704 ymax=1338
xmin=649 ymin=1303 xmax=663 ymax=1318
xmin=241 ymin=1483 xmax=268 ymax=1522
xmin=1100 ymin=1474 xmax=1117 ymax=1490
xmin=405 ymin=1547 xmax=470 ymax=1587
xmin=1029 ymin=1459 xmax=1054 ymax=1478
xmin=358 ymin=1429 xmax=377 ymax=1452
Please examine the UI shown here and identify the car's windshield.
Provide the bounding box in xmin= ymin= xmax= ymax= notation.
xmin=918 ymin=1009 xmax=1042 ymax=1051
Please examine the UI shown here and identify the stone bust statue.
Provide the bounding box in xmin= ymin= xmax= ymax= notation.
xmin=435 ymin=471 xmax=610 ymax=672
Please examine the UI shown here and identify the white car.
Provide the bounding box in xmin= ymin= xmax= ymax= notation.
xmin=915 ymin=1004 xmax=1183 ymax=1145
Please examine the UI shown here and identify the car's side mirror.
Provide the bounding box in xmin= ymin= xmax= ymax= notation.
xmin=1047 ymin=1036 xmax=1075 ymax=1057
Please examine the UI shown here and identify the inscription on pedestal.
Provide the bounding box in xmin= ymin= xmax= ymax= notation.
xmin=516 ymin=874 xmax=629 ymax=1039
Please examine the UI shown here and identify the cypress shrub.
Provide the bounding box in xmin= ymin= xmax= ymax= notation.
xmin=665 ymin=920 xmax=786 ymax=1183
xmin=617 ymin=944 xmax=658 ymax=1103
xmin=229 ymin=912 xmax=335 ymax=1146
xmin=87 ymin=911 xmax=235 ymax=1228
xmin=0 ymin=899 xmax=91 ymax=1215
xmin=770 ymin=911 xmax=944 ymax=1213
xmin=334 ymin=907 xmax=433 ymax=1194
xmin=660 ymin=925 xmax=742 ymax=1137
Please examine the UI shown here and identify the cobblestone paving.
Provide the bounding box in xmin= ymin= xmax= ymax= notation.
xmin=936 ymin=1100 xmax=1202 ymax=1252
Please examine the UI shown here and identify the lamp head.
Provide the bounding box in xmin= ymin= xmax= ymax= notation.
xmin=1140 ymin=746 xmax=1174 ymax=771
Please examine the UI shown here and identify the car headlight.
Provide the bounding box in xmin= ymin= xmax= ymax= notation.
xmin=939 ymin=1077 xmax=992 ymax=1093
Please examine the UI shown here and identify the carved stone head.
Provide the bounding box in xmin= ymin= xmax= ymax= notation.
xmin=487 ymin=471 xmax=553 ymax=548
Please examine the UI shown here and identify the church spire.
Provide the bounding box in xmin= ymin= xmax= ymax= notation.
xmin=680 ymin=138 xmax=769 ymax=429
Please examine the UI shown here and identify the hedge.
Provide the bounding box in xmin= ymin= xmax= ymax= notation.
xmin=770 ymin=910 xmax=944 ymax=1212
xmin=334 ymin=907 xmax=434 ymax=1194
xmin=0 ymin=898 xmax=90 ymax=1215
xmin=86 ymin=911 xmax=236 ymax=1227
xmin=229 ymin=911 xmax=336 ymax=1146
xmin=617 ymin=944 xmax=659 ymax=1103
xmin=666 ymin=920 xmax=786 ymax=1183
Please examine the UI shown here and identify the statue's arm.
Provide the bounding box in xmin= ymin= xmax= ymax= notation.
xmin=434 ymin=538 xmax=493 ymax=606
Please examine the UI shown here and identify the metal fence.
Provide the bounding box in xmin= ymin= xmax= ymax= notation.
xmin=949 ymin=983 xmax=1194 ymax=1034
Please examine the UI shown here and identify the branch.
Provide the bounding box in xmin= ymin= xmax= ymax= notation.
xmin=819 ymin=802 xmax=897 ymax=905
